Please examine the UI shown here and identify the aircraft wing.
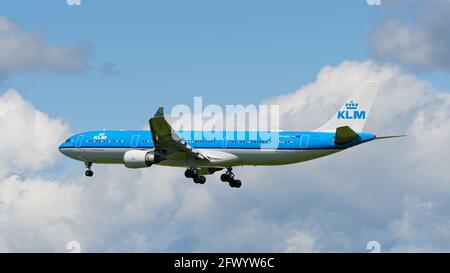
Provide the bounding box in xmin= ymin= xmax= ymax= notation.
xmin=149 ymin=107 xmax=208 ymax=161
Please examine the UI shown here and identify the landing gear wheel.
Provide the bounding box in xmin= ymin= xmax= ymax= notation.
xmin=84 ymin=162 xmax=93 ymax=177
xmin=194 ymin=175 xmax=206 ymax=184
xmin=221 ymin=167 xmax=235 ymax=182
xmin=220 ymin=174 xmax=230 ymax=182
xmin=229 ymin=179 xmax=242 ymax=188
xmin=185 ymin=169 xmax=196 ymax=178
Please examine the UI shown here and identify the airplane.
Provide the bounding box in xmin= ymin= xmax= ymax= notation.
xmin=58 ymin=82 xmax=403 ymax=188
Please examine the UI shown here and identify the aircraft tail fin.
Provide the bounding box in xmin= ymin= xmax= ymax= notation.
xmin=315 ymin=81 xmax=379 ymax=133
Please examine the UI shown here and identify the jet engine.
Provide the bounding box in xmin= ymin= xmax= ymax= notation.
xmin=123 ymin=150 xmax=158 ymax=169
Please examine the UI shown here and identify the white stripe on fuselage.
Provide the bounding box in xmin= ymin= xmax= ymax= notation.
xmin=59 ymin=147 xmax=343 ymax=167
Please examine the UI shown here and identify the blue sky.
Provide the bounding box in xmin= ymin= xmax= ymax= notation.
xmin=0 ymin=0 xmax=380 ymax=131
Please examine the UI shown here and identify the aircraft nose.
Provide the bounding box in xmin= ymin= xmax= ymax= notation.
xmin=58 ymin=142 xmax=69 ymax=156
xmin=58 ymin=145 xmax=66 ymax=155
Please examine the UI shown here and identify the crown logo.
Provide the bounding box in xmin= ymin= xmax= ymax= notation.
xmin=345 ymin=101 xmax=359 ymax=110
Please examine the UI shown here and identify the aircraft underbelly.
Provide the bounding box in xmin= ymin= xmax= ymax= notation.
xmin=159 ymin=149 xmax=341 ymax=167
xmin=225 ymin=149 xmax=340 ymax=166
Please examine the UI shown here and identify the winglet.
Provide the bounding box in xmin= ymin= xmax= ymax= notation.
xmin=154 ymin=107 xmax=164 ymax=118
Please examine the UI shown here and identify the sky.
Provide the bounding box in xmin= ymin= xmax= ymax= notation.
xmin=0 ymin=0 xmax=450 ymax=252
xmin=0 ymin=0 xmax=377 ymax=131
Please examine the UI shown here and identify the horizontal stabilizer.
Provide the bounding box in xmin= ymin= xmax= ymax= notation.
xmin=334 ymin=126 xmax=359 ymax=145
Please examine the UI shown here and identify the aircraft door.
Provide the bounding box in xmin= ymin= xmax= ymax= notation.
xmin=131 ymin=135 xmax=140 ymax=148
xmin=222 ymin=137 xmax=227 ymax=149
xmin=299 ymin=135 xmax=309 ymax=149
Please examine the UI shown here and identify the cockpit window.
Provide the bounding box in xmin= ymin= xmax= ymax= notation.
xmin=65 ymin=138 xmax=71 ymax=143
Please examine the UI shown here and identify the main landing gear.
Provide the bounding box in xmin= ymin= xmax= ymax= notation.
xmin=220 ymin=168 xmax=242 ymax=188
xmin=84 ymin=162 xmax=94 ymax=177
xmin=184 ymin=168 xmax=206 ymax=184
xmin=185 ymin=167 xmax=241 ymax=188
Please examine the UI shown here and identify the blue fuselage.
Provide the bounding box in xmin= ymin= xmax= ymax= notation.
xmin=59 ymin=130 xmax=375 ymax=167
xmin=59 ymin=130 xmax=376 ymax=150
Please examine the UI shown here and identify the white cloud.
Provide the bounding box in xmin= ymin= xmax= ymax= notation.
xmin=0 ymin=60 xmax=449 ymax=252
xmin=388 ymin=196 xmax=450 ymax=253
xmin=284 ymin=231 xmax=319 ymax=253
xmin=0 ymin=17 xmax=88 ymax=79
xmin=0 ymin=89 xmax=70 ymax=178
xmin=370 ymin=0 xmax=450 ymax=71
xmin=0 ymin=175 xmax=82 ymax=252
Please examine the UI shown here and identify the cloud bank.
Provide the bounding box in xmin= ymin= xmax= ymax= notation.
xmin=0 ymin=90 xmax=70 ymax=178
xmin=0 ymin=60 xmax=449 ymax=252
xmin=370 ymin=0 xmax=450 ymax=71
xmin=0 ymin=17 xmax=89 ymax=80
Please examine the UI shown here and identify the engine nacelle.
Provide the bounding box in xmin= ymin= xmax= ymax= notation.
xmin=123 ymin=150 xmax=156 ymax=169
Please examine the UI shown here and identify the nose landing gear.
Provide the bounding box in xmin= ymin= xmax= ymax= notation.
xmin=84 ymin=162 xmax=94 ymax=177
